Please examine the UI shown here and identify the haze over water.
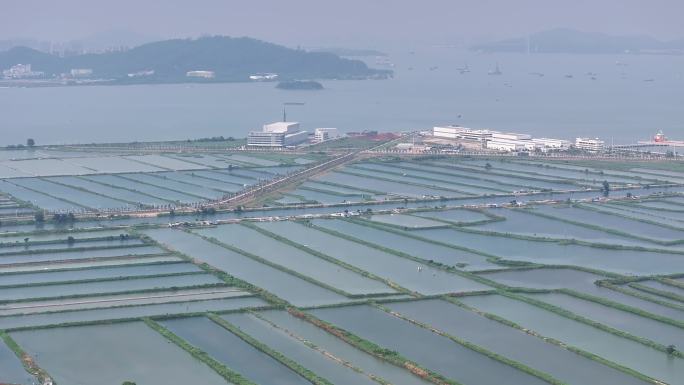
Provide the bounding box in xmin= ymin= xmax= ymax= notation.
xmin=2 ymin=47 xmax=682 ymax=146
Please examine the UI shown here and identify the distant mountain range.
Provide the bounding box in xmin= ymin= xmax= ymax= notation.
xmin=0 ymin=36 xmax=391 ymax=84
xmin=471 ymin=28 xmax=684 ymax=54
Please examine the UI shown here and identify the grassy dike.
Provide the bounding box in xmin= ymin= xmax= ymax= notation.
xmin=241 ymin=221 xmax=413 ymax=295
xmin=0 ymin=330 xmax=53 ymax=384
xmin=372 ymin=303 xmax=564 ymax=385
xmin=579 ymin=202 xmax=684 ymax=233
xmin=207 ymin=313 xmax=336 ymax=385
xmin=337 ymin=169 xmax=475 ymax=196
xmin=500 ymin=291 xmax=683 ymax=357
xmin=443 ymin=296 xmax=662 ymax=384
xmin=143 ymin=317 xmax=258 ymax=385
xmin=287 ymin=307 xmax=462 ymax=385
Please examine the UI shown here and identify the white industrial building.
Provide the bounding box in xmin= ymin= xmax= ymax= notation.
xmin=314 ymin=128 xmax=340 ymax=143
xmin=248 ymin=122 xmax=308 ymax=147
xmin=532 ymin=138 xmax=572 ymax=151
xmin=70 ymin=68 xmax=93 ymax=77
xmin=486 ymin=133 xmax=533 ymax=152
xmin=433 ymin=125 xmax=494 ymax=144
xmin=434 ymin=124 xmax=575 ymax=153
xmin=575 ymin=137 xmax=605 ymax=152
xmin=186 ymin=70 xmax=215 ymax=78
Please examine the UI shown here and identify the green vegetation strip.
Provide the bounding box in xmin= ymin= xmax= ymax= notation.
xmin=287 ymin=307 xmax=462 ymax=385
xmin=0 ymin=270 xmax=207 ymax=289
xmin=500 ymin=291 xmax=683 ymax=357
xmin=444 ymin=296 xmax=662 ymax=384
xmin=143 ymin=317 xmax=258 ymax=385
xmin=373 ymin=303 xmax=563 ymax=385
xmin=208 ymin=313 xmax=336 ymax=385
xmin=0 ymin=330 xmax=51 ymax=384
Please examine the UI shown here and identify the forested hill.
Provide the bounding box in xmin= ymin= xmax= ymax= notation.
xmin=0 ymin=36 xmax=391 ymax=83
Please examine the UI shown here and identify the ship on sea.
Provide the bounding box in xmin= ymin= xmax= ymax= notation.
xmin=457 ymin=64 xmax=470 ymax=74
xmin=488 ymin=63 xmax=502 ymax=75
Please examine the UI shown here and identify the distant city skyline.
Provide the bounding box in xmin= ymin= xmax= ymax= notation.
xmin=2 ymin=0 xmax=684 ymax=50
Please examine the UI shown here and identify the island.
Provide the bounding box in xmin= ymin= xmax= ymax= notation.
xmin=276 ymin=80 xmax=323 ymax=90
xmin=0 ymin=36 xmax=392 ymax=87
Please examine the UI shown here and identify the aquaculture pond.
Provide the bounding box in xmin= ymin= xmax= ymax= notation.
xmin=258 ymin=309 xmax=435 ymax=385
xmin=10 ymin=322 xmax=229 ymax=385
xmin=0 ymin=296 xmax=265 ymax=330
xmin=525 ymin=292 xmax=684 ymax=348
xmin=311 ymin=304 xmax=549 ymax=385
xmin=0 ymin=262 xmax=200 ymax=286
xmin=143 ymin=228 xmax=349 ymax=306
xmin=0 ymin=255 xmax=181 ymax=274
xmin=10 ymin=178 xmax=130 ymax=210
xmin=387 ymin=299 xmax=649 ymax=385
xmin=315 ymin=171 xmax=463 ymax=198
xmin=47 ymin=175 xmax=171 ymax=206
xmin=414 ymin=208 xmax=493 ymax=224
xmin=368 ymin=213 xmax=447 ymax=228
xmin=476 ymin=267 xmax=684 ymax=320
xmin=223 ymin=312 xmax=379 ymax=385
xmin=0 ymin=287 xmax=248 ymax=316
xmin=459 ymin=294 xmax=684 ymax=385
xmin=0 ymin=245 xmax=164 ymax=265
xmin=257 ymin=221 xmax=492 ymax=295
xmin=475 ymin=208 xmax=655 ymax=248
xmin=197 ymin=225 xmax=395 ymax=296
xmin=162 ymin=316 xmax=312 ymax=385
xmin=533 ymin=205 xmax=684 ymax=243
xmin=311 ymin=219 xmax=498 ymax=271
xmin=0 ymin=338 xmax=34 ymax=385
xmin=417 ymin=227 xmax=684 ymax=275
xmin=120 ymin=173 xmax=224 ymax=200
xmin=0 ymin=272 xmax=222 ymax=301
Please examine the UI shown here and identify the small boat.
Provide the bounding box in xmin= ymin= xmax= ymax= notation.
xmin=564 ymin=74 xmax=573 ymax=78
xmin=457 ymin=64 xmax=470 ymax=74
xmin=488 ymin=62 xmax=502 ymax=76
xmin=643 ymin=78 xmax=655 ymax=82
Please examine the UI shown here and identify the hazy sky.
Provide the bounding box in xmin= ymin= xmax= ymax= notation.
xmin=2 ymin=0 xmax=684 ymax=48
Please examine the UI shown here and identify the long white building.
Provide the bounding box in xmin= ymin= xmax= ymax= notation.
xmin=433 ymin=125 xmax=493 ymax=144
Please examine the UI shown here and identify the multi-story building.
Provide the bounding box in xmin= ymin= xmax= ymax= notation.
xmin=575 ymin=137 xmax=605 ymax=152
xmin=247 ymin=122 xmax=308 ymax=147
xmin=433 ymin=125 xmax=494 ymax=144
xmin=532 ymin=138 xmax=572 ymax=151
xmin=314 ymin=128 xmax=340 ymax=143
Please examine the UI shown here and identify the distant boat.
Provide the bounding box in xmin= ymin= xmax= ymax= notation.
xmin=429 ymin=66 xmax=439 ymax=71
xmin=488 ymin=63 xmax=502 ymax=75
xmin=529 ymin=72 xmax=544 ymax=77
xmin=643 ymin=78 xmax=655 ymax=82
xmin=457 ymin=64 xmax=470 ymax=74
xmin=564 ymin=74 xmax=573 ymax=78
